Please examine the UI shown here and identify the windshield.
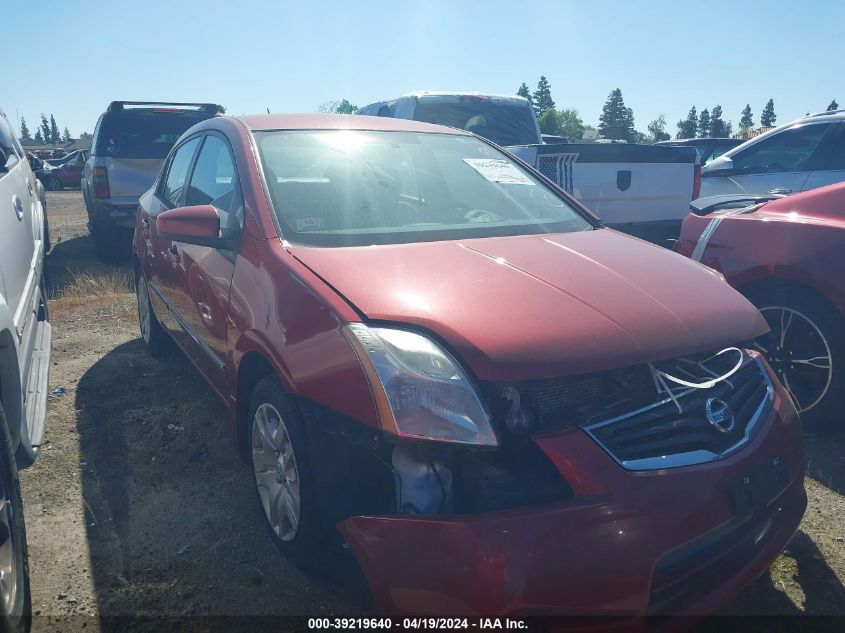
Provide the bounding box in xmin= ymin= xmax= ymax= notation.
xmin=255 ymin=130 xmax=591 ymax=247
xmin=412 ymin=98 xmax=539 ymax=146
xmin=95 ymin=111 xmax=213 ymax=159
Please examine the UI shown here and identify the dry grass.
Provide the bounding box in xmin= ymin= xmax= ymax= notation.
xmin=51 ymin=267 xmax=133 ymax=300
xmin=49 ymin=266 xmax=134 ymax=317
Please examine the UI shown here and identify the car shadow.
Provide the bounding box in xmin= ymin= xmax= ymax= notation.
xmin=75 ymin=338 xmax=371 ymax=628
xmin=710 ymin=531 xmax=845 ymax=633
xmin=804 ymin=430 xmax=845 ymax=496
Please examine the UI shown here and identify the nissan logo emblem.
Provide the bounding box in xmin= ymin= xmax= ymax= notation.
xmin=705 ymin=397 xmax=735 ymax=433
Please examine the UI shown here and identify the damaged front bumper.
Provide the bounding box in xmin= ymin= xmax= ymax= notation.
xmin=338 ymin=386 xmax=806 ymax=617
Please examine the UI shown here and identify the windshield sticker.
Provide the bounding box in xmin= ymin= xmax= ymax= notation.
xmin=463 ymin=159 xmax=534 ymax=185
xmin=295 ymin=216 xmax=325 ymax=231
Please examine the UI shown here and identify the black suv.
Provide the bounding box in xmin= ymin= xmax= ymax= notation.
xmin=82 ymin=101 xmax=223 ymax=260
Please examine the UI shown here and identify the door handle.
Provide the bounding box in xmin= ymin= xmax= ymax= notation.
xmin=12 ymin=195 xmax=24 ymax=221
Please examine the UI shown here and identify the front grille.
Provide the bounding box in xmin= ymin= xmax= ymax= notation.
xmin=583 ymin=354 xmax=773 ymax=470
xmin=483 ymin=348 xmax=774 ymax=472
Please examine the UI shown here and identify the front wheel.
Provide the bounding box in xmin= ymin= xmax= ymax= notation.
xmin=747 ymin=286 xmax=845 ymax=429
xmin=0 ymin=403 xmax=32 ymax=633
xmin=248 ymin=377 xmax=331 ymax=565
xmin=42 ymin=176 xmax=61 ymax=192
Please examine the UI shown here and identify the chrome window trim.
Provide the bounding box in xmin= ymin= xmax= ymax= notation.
xmin=582 ymin=357 xmax=775 ymax=471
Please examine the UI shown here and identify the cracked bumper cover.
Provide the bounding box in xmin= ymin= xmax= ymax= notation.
xmin=338 ymin=386 xmax=805 ymax=617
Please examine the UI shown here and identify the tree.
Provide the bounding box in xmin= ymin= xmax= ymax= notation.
xmin=828 ymin=99 xmax=839 ymax=111
xmin=631 ymin=130 xmax=651 ymax=144
xmin=708 ymin=105 xmax=728 ymax=137
xmin=532 ymin=76 xmax=555 ymax=117
xmin=335 ymin=99 xmax=358 ymax=114
xmin=34 ymin=130 xmax=44 ymax=144
xmin=557 ymin=108 xmax=585 ymax=140
xmin=725 ymin=121 xmax=733 ymax=137
xmin=39 ymin=114 xmax=51 ymax=145
xmin=598 ymin=88 xmax=635 ymax=141
xmin=517 ymin=82 xmax=533 ymax=107
xmin=677 ymin=106 xmax=697 ymax=138
xmin=647 ymin=115 xmax=670 ymax=142
xmin=697 ymin=108 xmax=710 ymax=138
xmin=537 ymin=109 xmax=560 ymax=135
xmin=739 ymin=104 xmax=754 ymax=132
xmin=62 ymin=127 xmax=72 ymax=143
xmin=19 ymin=117 xmax=32 ymax=142
xmin=49 ymin=114 xmax=60 ymax=144
xmin=761 ymin=99 xmax=776 ymax=127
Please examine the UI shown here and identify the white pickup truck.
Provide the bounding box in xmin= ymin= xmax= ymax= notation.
xmin=359 ymin=92 xmax=699 ymax=242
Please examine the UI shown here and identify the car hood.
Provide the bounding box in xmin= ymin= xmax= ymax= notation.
xmin=289 ymin=229 xmax=768 ymax=381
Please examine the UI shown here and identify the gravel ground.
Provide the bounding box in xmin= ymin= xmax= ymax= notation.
xmin=18 ymin=191 xmax=845 ymax=630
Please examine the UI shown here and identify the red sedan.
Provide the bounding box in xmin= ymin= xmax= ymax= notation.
xmin=677 ymin=183 xmax=845 ymax=427
xmin=132 ymin=114 xmax=805 ymax=618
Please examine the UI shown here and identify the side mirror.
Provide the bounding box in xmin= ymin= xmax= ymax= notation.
xmin=157 ymin=205 xmax=229 ymax=248
xmin=705 ymin=155 xmax=734 ymax=174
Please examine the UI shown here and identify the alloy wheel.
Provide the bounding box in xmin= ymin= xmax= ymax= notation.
xmin=757 ymin=306 xmax=834 ymax=414
xmin=252 ymin=403 xmax=301 ymax=542
xmin=0 ymin=458 xmax=18 ymax=616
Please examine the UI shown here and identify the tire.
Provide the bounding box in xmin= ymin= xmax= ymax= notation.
xmin=248 ymin=376 xmax=331 ymax=566
xmin=0 ymin=403 xmax=32 ymax=633
xmin=43 ymin=176 xmax=61 ymax=192
xmin=135 ymin=272 xmax=169 ymax=357
xmin=745 ymin=285 xmax=845 ymax=430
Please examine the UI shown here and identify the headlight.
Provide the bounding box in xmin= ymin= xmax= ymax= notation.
xmin=343 ymin=324 xmax=497 ymax=447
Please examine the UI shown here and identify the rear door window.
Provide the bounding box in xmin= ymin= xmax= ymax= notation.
xmin=809 ymin=123 xmax=845 ymax=171
xmin=160 ymin=137 xmax=202 ymax=207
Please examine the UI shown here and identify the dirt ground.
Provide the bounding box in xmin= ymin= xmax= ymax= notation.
xmin=18 ymin=191 xmax=845 ymax=630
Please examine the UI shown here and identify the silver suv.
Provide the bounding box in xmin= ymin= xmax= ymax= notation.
xmin=82 ymin=101 xmax=223 ymax=260
xmin=0 ymin=106 xmax=52 ymax=632
xmin=701 ymin=109 xmax=845 ymax=197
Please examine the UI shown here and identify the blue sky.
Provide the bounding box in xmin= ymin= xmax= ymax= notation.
xmin=4 ymin=0 xmax=842 ymax=138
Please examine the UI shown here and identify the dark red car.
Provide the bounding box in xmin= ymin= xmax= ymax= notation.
xmin=677 ymin=183 xmax=845 ymax=427
xmin=36 ymin=150 xmax=87 ymax=191
xmin=132 ymin=114 xmax=805 ymax=618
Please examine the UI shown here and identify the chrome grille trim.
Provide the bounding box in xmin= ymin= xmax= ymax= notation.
xmin=582 ymin=357 xmax=775 ymax=471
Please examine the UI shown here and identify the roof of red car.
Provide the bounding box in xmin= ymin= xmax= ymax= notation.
xmin=235 ymin=113 xmax=470 ymax=135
